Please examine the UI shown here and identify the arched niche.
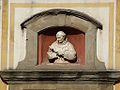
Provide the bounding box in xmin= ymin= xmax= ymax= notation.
xmin=38 ymin=26 xmax=85 ymax=64
xmin=17 ymin=9 xmax=105 ymax=70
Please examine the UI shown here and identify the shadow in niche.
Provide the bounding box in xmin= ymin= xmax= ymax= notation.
xmin=38 ymin=26 xmax=85 ymax=65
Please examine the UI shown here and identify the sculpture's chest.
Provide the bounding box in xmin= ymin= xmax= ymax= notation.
xmin=53 ymin=43 xmax=69 ymax=52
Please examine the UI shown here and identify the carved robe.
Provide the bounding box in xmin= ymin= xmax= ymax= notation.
xmin=47 ymin=39 xmax=77 ymax=63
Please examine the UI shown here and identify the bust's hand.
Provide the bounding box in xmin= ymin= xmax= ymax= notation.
xmin=57 ymin=50 xmax=64 ymax=56
xmin=64 ymin=51 xmax=76 ymax=60
xmin=47 ymin=48 xmax=58 ymax=59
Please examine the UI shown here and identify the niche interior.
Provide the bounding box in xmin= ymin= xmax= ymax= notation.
xmin=38 ymin=26 xmax=85 ymax=65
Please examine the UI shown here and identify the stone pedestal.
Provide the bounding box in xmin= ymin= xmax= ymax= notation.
xmin=1 ymin=70 xmax=120 ymax=90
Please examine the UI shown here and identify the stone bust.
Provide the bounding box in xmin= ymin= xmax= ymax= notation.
xmin=47 ymin=31 xmax=77 ymax=63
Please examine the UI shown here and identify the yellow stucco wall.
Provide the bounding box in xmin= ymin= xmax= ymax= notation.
xmin=115 ymin=0 xmax=120 ymax=89
xmin=0 ymin=79 xmax=7 ymax=90
xmin=116 ymin=0 xmax=120 ymax=69
xmin=0 ymin=0 xmax=8 ymax=90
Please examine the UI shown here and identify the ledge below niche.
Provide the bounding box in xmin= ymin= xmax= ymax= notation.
xmin=0 ymin=70 xmax=120 ymax=85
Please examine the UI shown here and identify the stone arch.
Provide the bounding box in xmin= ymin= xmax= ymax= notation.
xmin=21 ymin=13 xmax=91 ymax=33
xmin=21 ymin=9 xmax=102 ymax=31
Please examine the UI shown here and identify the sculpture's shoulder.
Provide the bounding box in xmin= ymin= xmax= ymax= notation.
xmin=66 ymin=41 xmax=74 ymax=48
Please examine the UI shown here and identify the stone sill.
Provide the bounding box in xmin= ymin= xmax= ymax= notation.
xmin=0 ymin=70 xmax=120 ymax=85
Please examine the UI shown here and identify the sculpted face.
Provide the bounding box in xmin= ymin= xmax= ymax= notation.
xmin=56 ymin=31 xmax=66 ymax=43
xmin=56 ymin=35 xmax=65 ymax=43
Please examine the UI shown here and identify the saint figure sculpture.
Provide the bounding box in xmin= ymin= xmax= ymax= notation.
xmin=47 ymin=31 xmax=77 ymax=63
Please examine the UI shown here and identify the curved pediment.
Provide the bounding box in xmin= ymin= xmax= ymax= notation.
xmin=21 ymin=9 xmax=102 ymax=31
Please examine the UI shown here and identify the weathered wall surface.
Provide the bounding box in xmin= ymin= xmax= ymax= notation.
xmin=0 ymin=0 xmax=120 ymax=90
